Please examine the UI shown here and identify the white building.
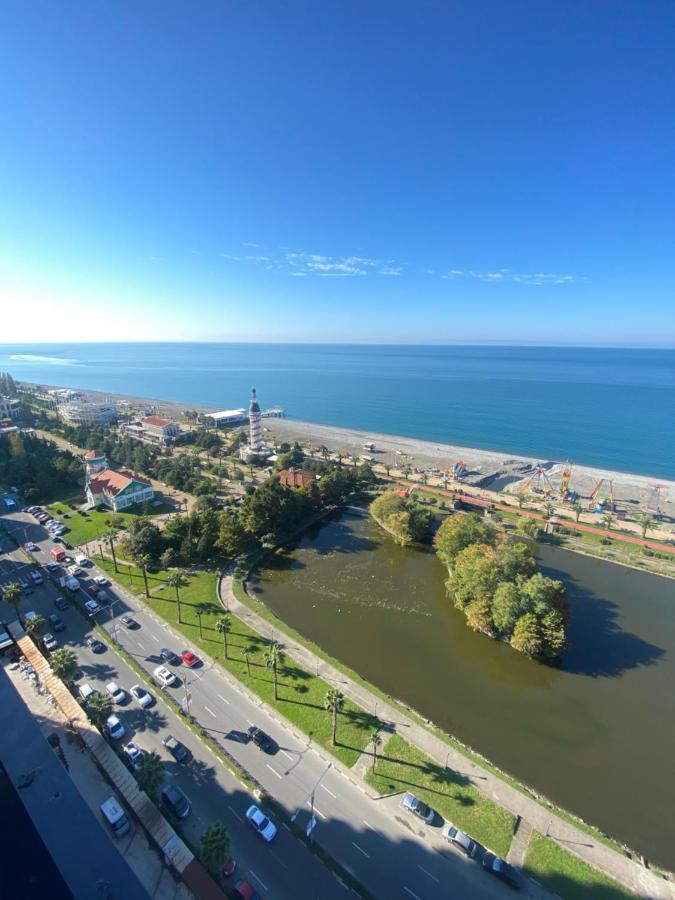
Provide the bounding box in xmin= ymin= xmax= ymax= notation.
xmin=204 ymin=408 xmax=247 ymax=428
xmin=86 ymin=468 xmax=154 ymax=512
xmin=59 ymin=400 xmax=118 ymax=426
xmin=120 ymin=416 xmax=182 ymax=446
xmin=0 ymin=396 xmax=21 ymax=421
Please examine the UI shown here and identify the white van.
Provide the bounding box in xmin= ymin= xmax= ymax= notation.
xmin=100 ymin=796 xmax=130 ymax=838
xmin=75 ymin=554 xmax=90 ymax=567
xmin=78 ymin=683 xmax=96 ymax=702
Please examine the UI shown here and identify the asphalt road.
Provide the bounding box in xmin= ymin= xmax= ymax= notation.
xmin=0 ymin=502 xmax=520 ymax=900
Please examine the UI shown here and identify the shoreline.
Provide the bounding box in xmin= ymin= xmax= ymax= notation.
xmin=19 ymin=379 xmax=675 ymax=517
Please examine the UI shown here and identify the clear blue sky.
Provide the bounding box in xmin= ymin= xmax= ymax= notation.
xmin=1 ymin=1 xmax=674 ymax=345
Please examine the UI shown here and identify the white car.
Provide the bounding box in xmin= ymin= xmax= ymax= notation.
xmin=123 ymin=741 xmax=145 ymax=769
xmin=68 ymin=565 xmax=83 ymax=577
xmin=153 ymin=665 xmax=177 ymax=688
xmin=105 ymin=715 xmax=125 ymax=740
xmin=84 ymin=599 xmax=101 ymax=614
xmin=42 ymin=632 xmax=58 ymax=651
xmin=130 ymin=684 xmax=153 ymax=708
xmin=106 ymin=681 xmax=127 ymax=704
xmin=94 ymin=576 xmax=109 ymax=586
xmin=246 ymin=805 xmax=277 ymax=842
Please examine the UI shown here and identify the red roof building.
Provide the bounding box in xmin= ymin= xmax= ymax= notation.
xmin=86 ymin=468 xmax=154 ymax=512
xmin=277 ymin=468 xmax=315 ymax=489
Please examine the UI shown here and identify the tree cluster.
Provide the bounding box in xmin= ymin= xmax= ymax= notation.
xmin=434 ymin=513 xmax=567 ymax=660
xmin=0 ymin=372 xmax=17 ymax=395
xmin=0 ymin=432 xmax=82 ymax=502
xmin=370 ymin=490 xmax=434 ymax=546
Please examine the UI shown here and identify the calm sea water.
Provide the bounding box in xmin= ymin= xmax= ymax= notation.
xmin=1 ymin=343 xmax=673 ymax=478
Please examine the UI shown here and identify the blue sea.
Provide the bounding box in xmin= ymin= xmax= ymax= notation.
xmin=1 ymin=343 xmax=673 ymax=479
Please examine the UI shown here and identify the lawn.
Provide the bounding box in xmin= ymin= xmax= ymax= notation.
xmin=365 ymin=733 xmax=515 ymax=857
xmin=96 ymin=556 xmax=379 ymax=767
xmin=523 ymin=831 xmax=635 ymax=899
xmin=46 ymin=501 xmax=175 ymax=548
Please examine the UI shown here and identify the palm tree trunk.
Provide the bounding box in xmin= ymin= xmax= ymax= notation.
xmin=198 ymin=616 xmax=203 ymax=638
xmin=332 ymin=708 xmax=337 ymax=745
xmin=222 ymin=634 xmax=228 ymax=659
xmin=109 ymin=538 xmax=118 ymax=573
xmin=142 ymin=566 xmax=150 ymax=598
xmin=175 ymin=588 xmax=182 ymax=624
xmin=273 ymin=666 xmax=278 ymax=701
xmin=373 ymin=745 xmax=378 ymax=772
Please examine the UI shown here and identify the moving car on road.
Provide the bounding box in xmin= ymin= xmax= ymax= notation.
xmin=53 ymin=596 xmax=69 ymax=610
xmin=94 ymin=576 xmax=108 ymax=586
xmin=86 ymin=635 xmax=105 ymax=653
xmin=23 ymin=541 xmax=38 ymax=551
xmin=232 ymin=881 xmax=261 ymax=900
xmin=130 ymin=684 xmax=154 ymax=708
xmin=442 ymin=822 xmax=479 ymax=857
xmin=162 ymin=735 xmax=189 ymax=762
xmin=48 ymin=614 xmax=65 ymax=632
xmin=84 ymin=599 xmax=101 ymax=614
xmin=181 ymin=649 xmax=200 ymax=668
xmin=121 ymin=615 xmax=139 ymax=629
xmin=160 ymin=647 xmax=179 ymax=665
xmin=401 ymin=792 xmax=435 ymax=824
xmin=153 ymin=665 xmax=177 ymax=688
xmin=247 ymin=726 xmax=276 ymax=754
xmin=245 ymin=805 xmax=277 ymax=842
xmin=482 ymin=852 xmax=521 ymax=888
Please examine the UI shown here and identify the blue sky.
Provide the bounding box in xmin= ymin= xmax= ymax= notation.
xmin=1 ymin=1 xmax=674 ymax=345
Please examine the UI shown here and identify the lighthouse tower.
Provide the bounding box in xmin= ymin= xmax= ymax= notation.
xmin=248 ymin=387 xmax=263 ymax=452
xmin=84 ymin=449 xmax=108 ymax=478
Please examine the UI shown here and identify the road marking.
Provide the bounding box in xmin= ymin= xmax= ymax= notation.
xmin=362 ymin=819 xmax=376 ymax=831
xmin=351 ymin=841 xmax=370 ymax=858
xmin=270 ymin=850 xmax=288 ymax=870
xmin=203 ymin=705 xmax=216 ymax=718
xmin=305 ymin=800 xmax=326 ymax=820
xmin=216 ymin=693 xmax=230 ymax=704
xmin=227 ymin=805 xmax=244 ymax=823
xmin=136 ymin=641 xmax=146 ymax=651
xmin=417 ymin=864 xmax=439 ymax=883
xmin=250 ymin=870 xmax=268 ymax=891
xmin=281 ymin=749 xmax=293 ymax=760
xmin=321 ymin=784 xmax=337 ymax=798
xmin=403 ymin=888 xmax=422 ymax=900
xmin=265 ymin=763 xmax=282 ymax=779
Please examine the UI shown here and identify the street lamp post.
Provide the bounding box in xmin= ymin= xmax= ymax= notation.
xmin=292 ymin=762 xmax=332 ymax=841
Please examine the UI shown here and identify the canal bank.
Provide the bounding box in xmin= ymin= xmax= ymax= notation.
xmin=244 ymin=509 xmax=675 ymax=875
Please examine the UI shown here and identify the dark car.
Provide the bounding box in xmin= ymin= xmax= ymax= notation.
xmin=232 ymin=880 xmax=261 ymax=900
xmin=160 ymin=783 xmax=191 ymax=819
xmin=87 ymin=585 xmax=100 ymax=597
xmin=162 ymin=735 xmax=190 ymax=763
xmin=247 ymin=726 xmax=277 ymax=754
xmin=121 ymin=615 xmax=139 ymax=629
xmin=86 ymin=636 xmax=105 ymax=653
xmin=160 ymin=647 xmax=179 ymax=665
xmin=48 ymin=614 xmax=66 ymax=633
xmin=482 ymin=852 xmax=521 ymax=889
xmin=54 ymin=596 xmax=69 ymax=610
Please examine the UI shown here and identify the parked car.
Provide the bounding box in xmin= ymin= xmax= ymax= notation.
xmin=401 ymin=792 xmax=435 ymax=824
xmin=482 ymin=852 xmax=521 ymax=888
xmin=67 ymin=565 xmax=83 ymax=578
xmin=23 ymin=541 xmax=38 ymax=551
xmin=86 ymin=636 xmax=105 ymax=653
xmin=442 ymin=822 xmax=479 ymax=857
xmin=85 ymin=599 xmax=101 ymax=614
xmin=121 ymin=615 xmax=139 ymax=629
xmin=123 ymin=741 xmax=145 ymax=769
xmin=45 ymin=561 xmax=61 ymax=572
xmin=160 ymin=783 xmax=191 ymax=819
xmin=106 ymin=715 xmax=126 ymax=740
xmin=53 ymin=595 xmax=69 ymax=610
xmin=106 ymin=681 xmax=127 ymax=704
xmin=29 ymin=570 xmax=44 ymax=585
xmin=130 ymin=684 xmax=153 ymax=708
xmin=42 ymin=633 xmax=58 ymax=652
xmin=153 ymin=665 xmax=177 ymax=688
xmin=245 ymin=805 xmax=277 ymax=842
xmin=87 ymin=585 xmax=100 ymax=597
xmin=247 ymin=726 xmax=276 ymax=754
xmin=162 ymin=735 xmax=189 ymax=762
xmin=94 ymin=576 xmax=109 ymax=586
xmin=97 ymin=590 xmax=112 ymax=605
xmin=48 ymin=614 xmax=65 ymax=632
xmin=221 ymin=857 xmax=237 ymax=879
xmin=181 ymin=649 xmax=200 ymax=668
xmin=160 ymin=647 xmax=179 ymax=665
xmin=232 ymin=881 xmax=261 ymax=900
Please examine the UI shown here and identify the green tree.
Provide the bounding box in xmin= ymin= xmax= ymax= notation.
xmin=49 ymin=648 xmax=78 ymax=684
xmin=544 ymin=501 xmax=555 ymax=518
xmin=166 ymin=571 xmax=188 ymax=624
xmin=324 ymin=687 xmax=345 ymax=745
xmin=540 ymin=609 xmax=566 ymax=659
xmin=491 ymin=582 xmax=522 ymax=635
xmin=370 ymin=726 xmax=383 ymax=773
xmin=517 ymin=492 xmax=527 ymax=509
xmin=195 ymin=603 xmax=210 ymax=639
xmin=572 ymin=501 xmax=583 ymax=523
xmin=3 ymin=582 xmax=23 ymax=623
xmin=636 ymin=514 xmax=654 ymax=540
xmin=434 ymin=513 xmax=496 ymax=566
xmin=264 ymin=640 xmax=285 ymax=702
xmin=200 ymin=822 xmax=231 ymax=877
xmin=510 ymin=613 xmax=543 ymax=657
xmin=602 ymin=511 xmax=615 ymax=531
xmin=85 ymin=692 xmax=113 ymax=729
xmin=446 ymin=543 xmax=499 ymax=611
xmin=465 ymin=596 xmax=493 ymax=634
xmin=102 ymin=527 xmax=119 ymax=573
xmin=136 ymin=553 xmax=152 ymax=598
xmin=215 ymin=614 xmax=231 ymax=659
xmin=136 ymin=751 xmax=165 ymax=799
xmin=519 ymin=572 xmax=567 ymax=619
xmin=517 ymin=516 xmax=542 ymax=540
xmin=25 ymin=614 xmax=46 ymax=640
xmin=495 ymin=541 xmax=537 ymax=582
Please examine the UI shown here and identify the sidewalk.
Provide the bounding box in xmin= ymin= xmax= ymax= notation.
xmin=220 ymin=573 xmax=674 ymax=900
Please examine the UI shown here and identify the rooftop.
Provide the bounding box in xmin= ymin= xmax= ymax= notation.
xmin=88 ymin=468 xmax=151 ymax=496
xmin=142 ymin=416 xmax=172 ymax=427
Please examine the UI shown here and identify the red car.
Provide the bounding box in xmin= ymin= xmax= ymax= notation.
xmin=181 ymin=649 xmax=200 ymax=668
xmin=222 ymin=857 xmax=236 ymax=879
xmin=87 ymin=585 xmax=100 ymax=597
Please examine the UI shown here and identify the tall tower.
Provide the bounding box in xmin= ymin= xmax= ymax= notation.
xmin=248 ymin=387 xmax=262 ymax=452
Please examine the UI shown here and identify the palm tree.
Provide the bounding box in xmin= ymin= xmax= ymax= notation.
xmin=85 ymin=692 xmax=113 ymax=729
xmin=384 ymin=463 xmax=391 ymax=477
xmin=264 ymin=641 xmax=285 ymax=702
xmin=195 ymin=603 xmax=210 ymax=639
xmin=49 ymin=648 xmax=78 ymax=685
xmin=636 ymin=514 xmax=654 ymax=539
xmin=215 ymin=615 xmax=231 ymax=659
xmin=602 ymin=511 xmax=615 ymax=531
xmin=420 ymin=472 xmax=428 ymax=486
xmin=572 ymin=501 xmax=583 ymax=523
xmin=3 ymin=582 xmax=23 ymax=623
xmin=403 ymin=465 xmax=412 ymax=482
xmin=517 ymin=493 xmax=527 ymax=509
xmin=544 ymin=501 xmax=555 ymax=519
xmin=243 ymin=646 xmax=252 ymax=677
xmin=25 ymin=614 xmax=46 ymax=640
xmin=200 ymin=822 xmax=231 ymax=877
xmin=136 ymin=751 xmax=165 ymax=800
xmin=137 ymin=553 xmax=152 ymax=598
xmin=370 ymin=726 xmax=383 ymax=773
xmin=166 ymin=571 xmax=188 ymax=624
xmin=324 ymin=688 xmax=345 ymax=746
xmin=102 ymin=527 xmax=119 ymax=573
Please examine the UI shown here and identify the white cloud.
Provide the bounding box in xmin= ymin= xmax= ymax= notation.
xmin=379 ymin=266 xmax=402 ymax=276
xmin=443 ymin=268 xmax=581 ymax=285
xmin=242 ymin=242 xmax=260 ymax=248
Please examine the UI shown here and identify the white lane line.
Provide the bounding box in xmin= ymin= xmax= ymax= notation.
xmin=362 ymin=819 xmax=376 ymax=831
xmin=305 ymin=800 xmax=326 ymax=820
xmin=351 ymin=841 xmax=370 ymax=859
xmin=250 ymin=870 xmax=268 ymax=891
xmin=203 ymin=705 xmax=217 ymax=718
xmin=281 ymin=749 xmax=293 ymax=760
xmin=321 ymin=784 xmax=337 ymax=798
xmin=265 ymin=763 xmax=282 ymax=779
xmin=216 ymin=693 xmax=230 ymax=704
xmin=227 ymin=804 xmax=243 ymax=823
xmin=403 ymin=888 xmax=422 ymax=900
xmin=270 ymin=850 xmax=288 ymax=870
xmin=417 ymin=864 xmax=439 ymax=883
xmin=136 ymin=641 xmax=146 ymax=651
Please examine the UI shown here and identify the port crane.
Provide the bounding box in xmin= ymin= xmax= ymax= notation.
xmin=588 ymin=479 xmax=615 ymax=512
xmin=519 ymin=465 xmax=554 ymax=497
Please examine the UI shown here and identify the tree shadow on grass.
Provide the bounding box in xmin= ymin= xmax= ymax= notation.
xmin=372 ymin=767 xmax=477 ymax=803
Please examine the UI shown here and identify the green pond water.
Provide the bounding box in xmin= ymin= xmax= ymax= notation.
xmin=250 ymin=509 xmax=675 ymax=868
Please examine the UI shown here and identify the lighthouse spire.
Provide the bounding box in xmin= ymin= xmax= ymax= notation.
xmin=248 ymin=387 xmax=262 ymax=451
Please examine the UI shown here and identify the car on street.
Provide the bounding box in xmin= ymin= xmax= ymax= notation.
xmin=232 ymin=881 xmax=260 ymax=900
xmin=442 ymin=822 xmax=479 ymax=857
xmin=222 ymin=857 xmax=236 ymax=879
xmin=245 ymin=805 xmax=277 ymax=842
xmin=85 ymin=599 xmax=101 ymax=614
xmin=121 ymin=615 xmax=139 ymax=629
xmin=97 ymin=590 xmax=112 ymax=605
xmin=94 ymin=576 xmax=108 ymax=586
xmin=48 ymin=614 xmax=65 ymax=632
xmin=106 ymin=681 xmax=127 ymax=704
xmin=86 ymin=635 xmax=105 ymax=653
xmin=105 ymin=715 xmax=126 ymax=740
xmin=123 ymin=741 xmax=145 ymax=769
xmin=160 ymin=647 xmax=179 ymax=665
xmin=161 ymin=782 xmax=191 ymax=819
xmin=162 ymin=735 xmax=189 ymax=762
xmin=67 ymin=565 xmax=83 ymax=577
xmin=130 ymin=684 xmax=154 ymax=708
xmin=153 ymin=665 xmax=177 ymax=688
xmin=401 ymin=792 xmax=435 ymax=824
xmin=42 ymin=632 xmax=58 ymax=651
xmin=45 ymin=561 xmax=61 ymax=572
xmin=181 ymin=649 xmax=200 ymax=668
xmin=53 ymin=596 xmax=69 ymax=610
xmin=482 ymin=852 xmax=521 ymax=888
xmin=87 ymin=585 xmax=100 ymax=597
xmin=247 ymin=726 xmax=276 ymax=754
xmin=23 ymin=541 xmax=38 ymax=551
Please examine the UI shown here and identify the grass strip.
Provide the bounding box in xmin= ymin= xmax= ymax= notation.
xmin=46 ymin=500 xmax=175 ymax=548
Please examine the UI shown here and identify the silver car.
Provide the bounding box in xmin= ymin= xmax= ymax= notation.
xmin=401 ymin=792 xmax=435 ymax=824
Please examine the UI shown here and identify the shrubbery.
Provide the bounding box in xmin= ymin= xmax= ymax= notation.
xmin=370 ymin=491 xmax=434 ymax=546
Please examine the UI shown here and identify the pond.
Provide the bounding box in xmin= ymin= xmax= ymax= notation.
xmin=250 ymin=509 xmax=675 ymax=868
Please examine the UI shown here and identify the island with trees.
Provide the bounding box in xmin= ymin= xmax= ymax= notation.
xmin=370 ymin=489 xmax=434 ymax=546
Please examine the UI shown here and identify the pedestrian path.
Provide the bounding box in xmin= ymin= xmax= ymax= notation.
xmin=220 ymin=572 xmax=674 ymax=900
xmin=507 ymin=819 xmax=533 ymax=868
